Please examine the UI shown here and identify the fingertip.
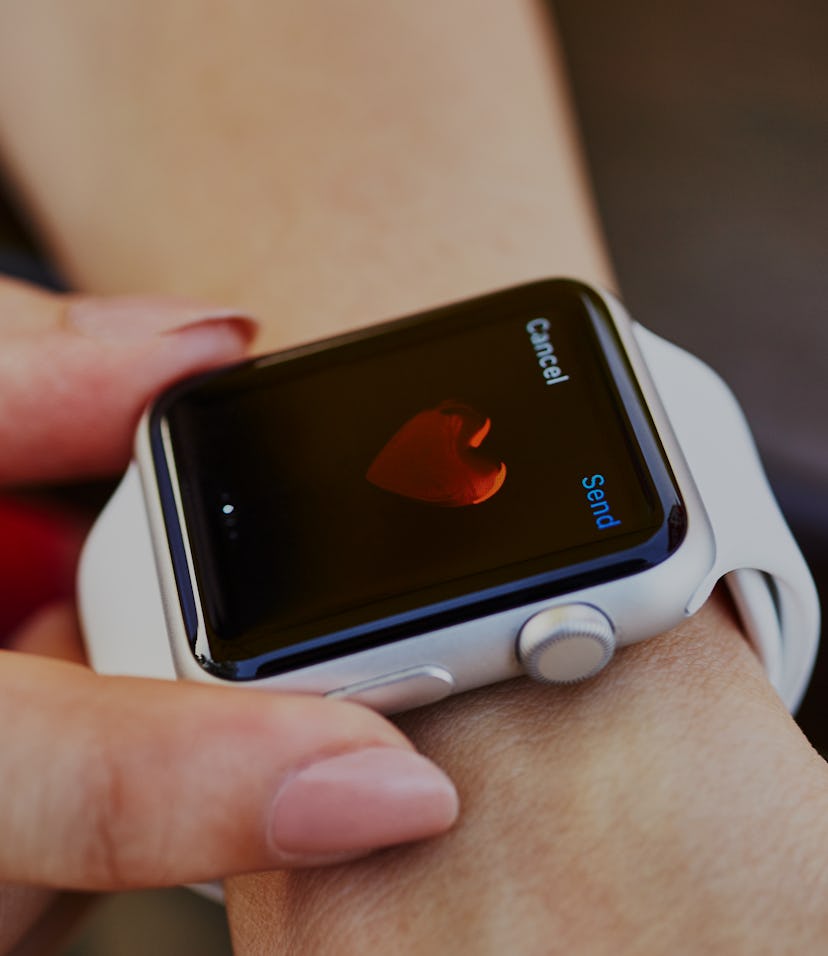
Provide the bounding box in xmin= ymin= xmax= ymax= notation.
xmin=267 ymin=747 xmax=460 ymax=863
xmin=64 ymin=295 xmax=259 ymax=345
xmin=0 ymin=297 xmax=259 ymax=483
xmin=0 ymin=656 xmax=457 ymax=889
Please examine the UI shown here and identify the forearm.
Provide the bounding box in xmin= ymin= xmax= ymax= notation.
xmin=0 ymin=0 xmax=611 ymax=349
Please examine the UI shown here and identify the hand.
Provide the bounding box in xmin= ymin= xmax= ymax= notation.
xmin=0 ymin=277 xmax=458 ymax=953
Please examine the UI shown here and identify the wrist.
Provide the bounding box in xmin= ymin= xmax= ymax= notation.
xmin=227 ymin=596 xmax=828 ymax=954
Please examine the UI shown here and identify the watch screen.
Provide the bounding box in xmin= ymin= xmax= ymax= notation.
xmin=151 ymin=280 xmax=685 ymax=678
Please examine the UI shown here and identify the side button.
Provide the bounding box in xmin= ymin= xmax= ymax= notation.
xmin=518 ymin=605 xmax=615 ymax=684
xmin=327 ymin=665 xmax=456 ymax=714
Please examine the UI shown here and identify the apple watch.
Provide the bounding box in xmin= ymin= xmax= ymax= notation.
xmin=78 ymin=279 xmax=819 ymax=713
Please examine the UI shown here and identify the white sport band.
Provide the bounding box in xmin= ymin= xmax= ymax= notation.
xmin=633 ymin=325 xmax=818 ymax=708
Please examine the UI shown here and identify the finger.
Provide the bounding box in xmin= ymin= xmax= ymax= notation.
xmin=0 ymin=277 xmax=258 ymax=484
xmin=0 ymin=885 xmax=94 ymax=956
xmin=7 ymin=603 xmax=86 ymax=663
xmin=0 ymin=883 xmax=58 ymax=955
xmin=0 ymin=633 xmax=459 ymax=891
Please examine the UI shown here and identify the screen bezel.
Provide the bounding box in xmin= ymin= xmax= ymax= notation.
xmin=150 ymin=279 xmax=687 ymax=680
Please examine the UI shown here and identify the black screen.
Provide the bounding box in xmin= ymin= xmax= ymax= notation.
xmin=152 ymin=280 xmax=685 ymax=678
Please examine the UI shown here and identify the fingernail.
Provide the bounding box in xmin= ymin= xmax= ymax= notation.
xmin=269 ymin=747 xmax=459 ymax=859
xmin=65 ymin=295 xmax=258 ymax=344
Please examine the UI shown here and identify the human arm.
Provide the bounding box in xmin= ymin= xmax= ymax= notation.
xmin=0 ymin=2 xmax=826 ymax=953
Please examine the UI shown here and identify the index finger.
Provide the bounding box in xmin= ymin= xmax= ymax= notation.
xmin=0 ymin=277 xmax=256 ymax=485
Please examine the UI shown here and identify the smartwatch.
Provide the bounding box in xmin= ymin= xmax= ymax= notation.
xmin=78 ymin=279 xmax=819 ymax=713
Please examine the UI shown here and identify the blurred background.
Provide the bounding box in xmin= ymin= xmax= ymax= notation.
xmin=0 ymin=0 xmax=824 ymax=951
xmin=552 ymin=0 xmax=828 ymax=742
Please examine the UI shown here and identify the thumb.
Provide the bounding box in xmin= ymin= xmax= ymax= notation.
xmin=0 ymin=277 xmax=257 ymax=485
xmin=2 ymin=607 xmax=458 ymax=891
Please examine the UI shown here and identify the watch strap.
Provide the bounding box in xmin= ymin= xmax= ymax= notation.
xmin=78 ymin=463 xmax=175 ymax=680
xmin=634 ymin=325 xmax=819 ymax=710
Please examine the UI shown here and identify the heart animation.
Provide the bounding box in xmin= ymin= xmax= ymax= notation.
xmin=366 ymin=400 xmax=507 ymax=507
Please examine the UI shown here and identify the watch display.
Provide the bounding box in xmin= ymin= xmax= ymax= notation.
xmin=151 ymin=280 xmax=685 ymax=678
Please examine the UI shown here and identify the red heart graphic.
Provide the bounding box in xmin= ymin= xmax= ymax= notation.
xmin=366 ymin=400 xmax=506 ymax=507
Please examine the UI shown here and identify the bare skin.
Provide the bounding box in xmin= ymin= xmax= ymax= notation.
xmin=0 ymin=1 xmax=611 ymax=347
xmin=0 ymin=2 xmax=826 ymax=953
xmin=232 ymin=609 xmax=828 ymax=955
